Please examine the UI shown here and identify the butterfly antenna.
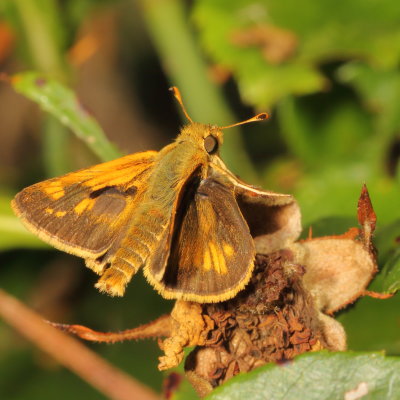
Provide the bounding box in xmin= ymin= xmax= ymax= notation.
xmin=220 ymin=113 xmax=269 ymax=130
xmin=169 ymin=86 xmax=193 ymax=123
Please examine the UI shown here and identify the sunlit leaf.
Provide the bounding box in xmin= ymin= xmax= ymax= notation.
xmin=206 ymin=352 xmax=400 ymax=400
xmin=0 ymin=195 xmax=48 ymax=250
xmin=193 ymin=0 xmax=400 ymax=107
xmin=376 ymin=248 xmax=400 ymax=294
xmin=11 ymin=71 xmax=121 ymax=162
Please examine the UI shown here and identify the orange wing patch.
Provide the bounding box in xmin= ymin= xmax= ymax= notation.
xmin=74 ymin=198 xmax=95 ymax=215
xmin=223 ymin=242 xmax=234 ymax=257
xmin=206 ymin=242 xmax=227 ymax=274
xmin=145 ymin=172 xmax=255 ymax=303
xmin=12 ymin=150 xmax=157 ymax=259
xmin=43 ymin=184 xmax=65 ymax=200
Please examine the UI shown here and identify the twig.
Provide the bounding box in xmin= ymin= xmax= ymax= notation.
xmin=49 ymin=314 xmax=172 ymax=343
xmin=362 ymin=290 xmax=393 ymax=300
xmin=0 ymin=288 xmax=160 ymax=400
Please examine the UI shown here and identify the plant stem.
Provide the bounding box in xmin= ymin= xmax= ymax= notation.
xmin=138 ymin=0 xmax=258 ymax=181
xmin=13 ymin=0 xmax=66 ymax=77
xmin=13 ymin=0 xmax=70 ymax=176
xmin=0 ymin=289 xmax=161 ymax=400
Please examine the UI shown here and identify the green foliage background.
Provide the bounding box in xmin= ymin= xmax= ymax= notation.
xmin=0 ymin=0 xmax=399 ymax=399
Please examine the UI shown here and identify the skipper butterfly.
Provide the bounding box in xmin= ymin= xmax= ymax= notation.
xmin=12 ymin=88 xmax=296 ymax=303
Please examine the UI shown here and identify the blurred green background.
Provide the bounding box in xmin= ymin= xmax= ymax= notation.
xmin=0 ymin=0 xmax=399 ymax=399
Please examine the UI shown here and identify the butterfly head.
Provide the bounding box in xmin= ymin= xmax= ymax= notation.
xmin=178 ymin=122 xmax=223 ymax=156
xmin=170 ymin=86 xmax=269 ymax=157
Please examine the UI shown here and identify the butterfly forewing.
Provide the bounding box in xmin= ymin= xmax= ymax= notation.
xmin=12 ymin=151 xmax=157 ymax=259
xmin=12 ymin=113 xmax=275 ymax=302
xmin=144 ymin=171 xmax=255 ymax=303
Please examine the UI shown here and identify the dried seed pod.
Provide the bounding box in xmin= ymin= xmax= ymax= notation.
xmin=49 ymin=185 xmax=379 ymax=398
xmin=158 ymin=252 xmax=337 ymax=396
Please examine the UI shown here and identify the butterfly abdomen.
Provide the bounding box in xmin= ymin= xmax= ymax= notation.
xmin=95 ymin=206 xmax=169 ymax=296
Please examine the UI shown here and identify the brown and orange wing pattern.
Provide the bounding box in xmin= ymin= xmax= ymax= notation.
xmin=145 ymin=171 xmax=255 ymax=303
xmin=12 ymin=151 xmax=157 ymax=261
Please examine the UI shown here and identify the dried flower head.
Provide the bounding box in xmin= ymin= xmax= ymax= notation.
xmin=55 ymin=185 xmax=379 ymax=398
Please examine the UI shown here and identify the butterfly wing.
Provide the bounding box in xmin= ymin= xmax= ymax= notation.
xmin=12 ymin=151 xmax=157 ymax=265
xmin=210 ymin=156 xmax=301 ymax=254
xmin=231 ymin=175 xmax=301 ymax=255
xmin=144 ymin=171 xmax=255 ymax=303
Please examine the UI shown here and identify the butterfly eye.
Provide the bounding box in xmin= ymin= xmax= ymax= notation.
xmin=204 ymin=135 xmax=218 ymax=154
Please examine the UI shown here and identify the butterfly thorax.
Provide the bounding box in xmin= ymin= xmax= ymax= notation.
xmin=112 ymin=129 xmax=214 ymax=275
xmin=146 ymin=121 xmax=225 ymax=202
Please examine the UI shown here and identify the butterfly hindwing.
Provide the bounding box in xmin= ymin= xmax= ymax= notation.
xmin=144 ymin=171 xmax=255 ymax=303
xmin=12 ymin=151 xmax=157 ymax=260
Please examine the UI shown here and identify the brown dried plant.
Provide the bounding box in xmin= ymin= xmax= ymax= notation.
xmin=51 ymin=185 xmax=382 ymax=397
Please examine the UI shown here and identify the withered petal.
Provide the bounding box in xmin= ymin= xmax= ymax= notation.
xmin=290 ymin=237 xmax=377 ymax=313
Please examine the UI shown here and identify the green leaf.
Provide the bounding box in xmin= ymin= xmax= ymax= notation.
xmin=292 ymin=165 xmax=400 ymax=226
xmin=301 ymin=216 xmax=357 ymax=240
xmin=337 ymin=62 xmax=400 ymax=117
xmin=160 ymin=347 xmax=198 ymax=400
xmin=140 ymin=0 xmax=259 ymax=182
xmin=193 ymin=0 xmax=400 ymax=108
xmin=170 ymin=377 xmax=199 ymax=400
xmin=12 ymin=71 xmax=121 ymax=162
xmin=277 ymin=96 xmax=372 ymax=167
xmin=376 ymin=248 xmax=400 ymax=294
xmin=0 ymin=195 xmax=48 ymax=250
xmin=193 ymin=0 xmax=325 ymax=107
xmin=374 ymin=220 xmax=400 ymax=265
xmin=338 ymin=294 xmax=400 ymax=354
xmin=206 ymin=352 xmax=400 ymax=400
xmin=367 ymin=220 xmax=400 ymax=294
xmin=337 ymin=62 xmax=400 ymax=167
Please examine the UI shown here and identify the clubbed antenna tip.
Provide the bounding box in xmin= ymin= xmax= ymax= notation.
xmin=220 ymin=112 xmax=269 ymax=130
xmin=168 ymin=87 xmax=269 ymax=129
xmin=169 ymin=86 xmax=193 ymax=123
